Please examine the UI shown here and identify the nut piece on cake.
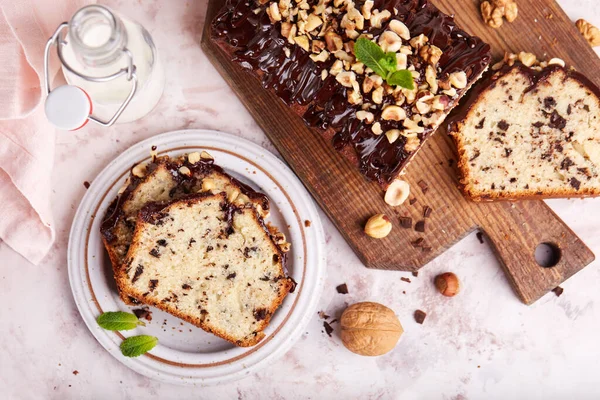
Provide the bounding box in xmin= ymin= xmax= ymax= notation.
xmin=212 ymin=0 xmax=492 ymax=188
xmin=448 ymin=55 xmax=600 ymax=201
xmin=119 ymin=193 xmax=294 ymax=347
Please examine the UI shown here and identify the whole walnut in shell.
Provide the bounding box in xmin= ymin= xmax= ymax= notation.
xmin=340 ymin=302 xmax=403 ymax=356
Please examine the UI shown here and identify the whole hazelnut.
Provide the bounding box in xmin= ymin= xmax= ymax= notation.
xmin=364 ymin=214 xmax=392 ymax=238
xmin=340 ymin=302 xmax=403 ymax=356
xmin=434 ymin=272 xmax=460 ymax=297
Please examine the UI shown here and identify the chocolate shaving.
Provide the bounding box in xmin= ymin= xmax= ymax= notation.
xmin=415 ymin=220 xmax=426 ymax=233
xmin=336 ymin=283 xmax=349 ymax=294
xmin=417 ymin=180 xmax=429 ymax=194
xmin=399 ymin=216 xmax=413 ymax=229
xmin=323 ymin=321 xmax=334 ymax=337
xmin=552 ymin=286 xmax=564 ymax=297
xmin=414 ymin=310 xmax=427 ymax=324
xmin=476 ymin=232 xmax=484 ymax=244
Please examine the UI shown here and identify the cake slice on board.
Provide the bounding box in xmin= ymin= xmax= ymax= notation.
xmin=448 ymin=55 xmax=600 ymax=201
xmin=118 ymin=193 xmax=294 ymax=347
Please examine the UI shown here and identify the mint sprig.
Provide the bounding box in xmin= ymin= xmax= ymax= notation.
xmin=354 ymin=38 xmax=415 ymax=90
xmin=120 ymin=335 xmax=158 ymax=357
xmin=97 ymin=311 xmax=146 ymax=331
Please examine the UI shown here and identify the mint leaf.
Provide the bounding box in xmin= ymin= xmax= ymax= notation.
xmin=120 ymin=335 xmax=158 ymax=357
xmin=387 ymin=70 xmax=415 ymax=90
xmin=97 ymin=311 xmax=146 ymax=331
xmin=354 ymin=38 xmax=387 ymax=78
xmin=379 ymin=52 xmax=397 ymax=74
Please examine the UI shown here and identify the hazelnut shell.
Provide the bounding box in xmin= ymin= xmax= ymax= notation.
xmin=340 ymin=302 xmax=403 ymax=356
xmin=434 ymin=272 xmax=460 ymax=297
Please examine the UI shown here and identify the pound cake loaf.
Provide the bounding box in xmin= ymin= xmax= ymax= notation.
xmin=119 ymin=193 xmax=294 ymax=347
xmin=101 ymin=152 xmax=270 ymax=304
xmin=212 ymin=0 xmax=491 ymax=188
xmin=448 ymin=54 xmax=600 ymax=201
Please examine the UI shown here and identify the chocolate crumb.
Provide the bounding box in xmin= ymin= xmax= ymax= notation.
xmin=409 ymin=198 xmax=417 ymax=205
xmin=318 ymin=311 xmax=330 ymax=320
xmin=133 ymin=307 xmax=153 ymax=322
xmin=417 ymin=180 xmax=429 ymax=194
xmin=476 ymin=232 xmax=484 ymax=244
xmin=323 ymin=321 xmax=334 ymax=337
xmin=336 ymin=283 xmax=349 ymax=294
xmin=72 ymin=370 xmax=79 ymax=375
xmin=83 ymin=181 xmax=90 ymax=189
xmin=411 ymin=237 xmax=425 ymax=248
xmin=423 ymin=206 xmax=432 ymax=218
xmin=401 ymin=277 xmax=411 ymax=283
xmin=412 ymin=271 xmax=419 ymax=277
xmin=552 ymin=286 xmax=564 ymax=297
xmin=399 ymin=216 xmax=413 ymax=229
xmin=414 ymin=310 xmax=427 ymax=324
xmin=421 ymin=246 xmax=432 ymax=252
xmin=304 ymin=220 xmax=312 ymax=227
xmin=415 ymin=220 xmax=426 ymax=233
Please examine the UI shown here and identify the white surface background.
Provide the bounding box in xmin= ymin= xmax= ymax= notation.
xmin=1 ymin=0 xmax=600 ymax=399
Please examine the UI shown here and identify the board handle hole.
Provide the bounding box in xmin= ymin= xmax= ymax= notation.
xmin=535 ymin=242 xmax=561 ymax=268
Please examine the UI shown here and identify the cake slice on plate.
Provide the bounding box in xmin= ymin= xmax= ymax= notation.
xmin=119 ymin=193 xmax=294 ymax=347
xmin=101 ymin=152 xmax=270 ymax=304
xmin=448 ymin=54 xmax=600 ymax=201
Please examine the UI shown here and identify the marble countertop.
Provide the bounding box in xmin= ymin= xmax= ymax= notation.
xmin=2 ymin=0 xmax=600 ymax=398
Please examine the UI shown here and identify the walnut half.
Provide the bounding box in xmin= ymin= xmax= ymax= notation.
xmin=576 ymin=19 xmax=600 ymax=47
xmin=480 ymin=0 xmax=518 ymax=29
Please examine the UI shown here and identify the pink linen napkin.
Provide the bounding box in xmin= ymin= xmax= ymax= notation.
xmin=0 ymin=0 xmax=92 ymax=264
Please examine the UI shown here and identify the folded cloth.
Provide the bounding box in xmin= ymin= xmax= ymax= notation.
xmin=0 ymin=0 xmax=92 ymax=264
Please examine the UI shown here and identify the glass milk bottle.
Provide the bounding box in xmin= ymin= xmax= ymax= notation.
xmin=44 ymin=5 xmax=165 ymax=129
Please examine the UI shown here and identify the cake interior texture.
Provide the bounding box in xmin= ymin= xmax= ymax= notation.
xmin=119 ymin=193 xmax=293 ymax=347
xmin=449 ymin=63 xmax=600 ymax=200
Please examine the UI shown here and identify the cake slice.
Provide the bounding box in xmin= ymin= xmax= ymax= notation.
xmin=211 ymin=0 xmax=491 ymax=188
xmin=448 ymin=54 xmax=600 ymax=201
xmin=118 ymin=193 xmax=294 ymax=347
xmin=101 ymin=153 xmax=270 ymax=304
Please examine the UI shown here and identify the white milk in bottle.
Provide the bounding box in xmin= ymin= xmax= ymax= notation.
xmin=59 ymin=5 xmax=165 ymax=123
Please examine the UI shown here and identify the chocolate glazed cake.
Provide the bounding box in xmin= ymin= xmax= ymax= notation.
xmin=212 ymin=0 xmax=491 ymax=188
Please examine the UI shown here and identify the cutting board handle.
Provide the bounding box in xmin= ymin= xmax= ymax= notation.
xmin=479 ymin=200 xmax=594 ymax=304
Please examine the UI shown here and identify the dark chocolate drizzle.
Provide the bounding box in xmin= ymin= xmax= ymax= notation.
xmin=212 ymin=0 xmax=491 ymax=185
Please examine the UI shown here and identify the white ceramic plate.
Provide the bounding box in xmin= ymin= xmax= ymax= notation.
xmin=68 ymin=129 xmax=326 ymax=385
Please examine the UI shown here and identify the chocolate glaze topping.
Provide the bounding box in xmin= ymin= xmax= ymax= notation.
xmin=212 ymin=0 xmax=491 ymax=185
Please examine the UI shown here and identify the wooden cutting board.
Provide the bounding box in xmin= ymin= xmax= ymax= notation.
xmin=201 ymin=0 xmax=597 ymax=304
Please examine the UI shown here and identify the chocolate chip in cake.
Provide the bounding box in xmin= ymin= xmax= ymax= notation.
xmin=552 ymin=286 xmax=564 ymax=297
xmin=182 ymin=283 xmax=192 ymax=290
xmin=414 ymin=310 xmax=427 ymax=324
xmin=253 ymin=308 xmax=268 ymax=321
xmin=549 ymin=110 xmax=567 ymax=130
xmin=469 ymin=149 xmax=481 ymax=161
xmin=149 ymin=279 xmax=158 ymax=291
xmin=497 ymin=120 xmax=510 ymax=131
xmin=510 ymin=178 xmax=517 ymax=183
xmin=415 ymin=220 xmax=426 ymax=233
xmin=504 ymin=148 xmax=512 ymax=157
xmin=475 ymin=118 xmax=486 ymax=129
xmin=561 ymin=157 xmax=574 ymax=170
xmin=399 ymin=216 xmax=413 ymax=229
xmin=227 ymin=272 xmax=237 ymax=280
xmin=544 ymin=97 xmax=557 ymax=109
xmin=533 ymin=121 xmax=544 ymax=128
xmin=570 ymin=177 xmax=581 ymax=190
xmin=149 ymin=248 xmax=160 ymax=258
xmin=132 ymin=264 xmax=144 ymax=283
xmin=336 ymin=283 xmax=349 ymax=294
xmin=156 ymin=239 xmax=167 ymax=247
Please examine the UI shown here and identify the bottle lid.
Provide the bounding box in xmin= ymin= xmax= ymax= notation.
xmin=44 ymin=85 xmax=92 ymax=130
